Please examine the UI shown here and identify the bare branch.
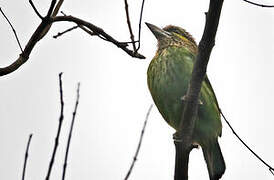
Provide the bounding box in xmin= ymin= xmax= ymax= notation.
xmin=62 ymin=83 xmax=80 ymax=180
xmin=45 ymin=72 xmax=65 ymax=180
xmin=136 ymin=0 xmax=145 ymax=51
xmin=0 ymin=1 xmax=145 ymax=77
xmin=22 ymin=134 xmax=33 ymax=180
xmin=52 ymin=15 xmax=145 ymax=58
xmin=29 ymin=0 xmax=43 ymax=19
xmin=124 ymin=0 xmax=137 ymax=52
xmin=124 ymin=104 xmax=153 ymax=180
xmin=220 ymin=110 xmax=274 ymax=176
xmin=242 ymin=0 xmax=274 ymax=7
xmin=0 ymin=7 xmax=23 ymax=52
xmin=53 ymin=25 xmax=79 ymax=39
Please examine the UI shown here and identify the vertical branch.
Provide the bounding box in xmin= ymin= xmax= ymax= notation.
xmin=62 ymin=83 xmax=80 ymax=180
xmin=124 ymin=0 xmax=137 ymax=52
xmin=124 ymin=104 xmax=153 ymax=180
xmin=136 ymin=0 xmax=146 ymax=51
xmin=176 ymin=0 xmax=224 ymax=179
xmin=45 ymin=72 xmax=65 ymax=180
xmin=22 ymin=134 xmax=33 ymax=180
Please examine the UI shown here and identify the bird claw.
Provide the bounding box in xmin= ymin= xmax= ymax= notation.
xmin=173 ymin=132 xmax=182 ymax=142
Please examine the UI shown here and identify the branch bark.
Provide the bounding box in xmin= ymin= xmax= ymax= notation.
xmin=175 ymin=0 xmax=224 ymax=179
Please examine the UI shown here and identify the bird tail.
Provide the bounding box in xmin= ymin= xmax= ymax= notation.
xmin=201 ymin=140 xmax=225 ymax=180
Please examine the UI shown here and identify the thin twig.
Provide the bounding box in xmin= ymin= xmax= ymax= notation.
xmin=242 ymin=0 xmax=274 ymax=7
xmin=22 ymin=134 xmax=33 ymax=180
xmin=53 ymin=25 xmax=79 ymax=39
xmin=136 ymin=0 xmax=145 ymax=51
xmin=0 ymin=7 xmax=23 ymax=52
xmin=62 ymin=83 xmax=80 ymax=180
xmin=61 ymin=11 xmax=66 ymax=16
xmin=124 ymin=0 xmax=137 ymax=52
xmin=124 ymin=104 xmax=153 ymax=180
xmin=220 ymin=110 xmax=274 ymax=176
xmin=29 ymin=0 xmax=43 ymax=19
xmin=45 ymin=72 xmax=65 ymax=180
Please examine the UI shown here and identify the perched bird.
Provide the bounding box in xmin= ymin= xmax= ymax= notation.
xmin=146 ymin=23 xmax=225 ymax=179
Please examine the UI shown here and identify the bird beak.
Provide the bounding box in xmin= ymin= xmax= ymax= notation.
xmin=145 ymin=22 xmax=171 ymax=40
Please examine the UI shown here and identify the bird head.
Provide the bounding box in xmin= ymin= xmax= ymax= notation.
xmin=146 ymin=23 xmax=197 ymax=53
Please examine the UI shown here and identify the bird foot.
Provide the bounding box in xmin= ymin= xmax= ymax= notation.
xmin=173 ymin=132 xmax=200 ymax=149
xmin=173 ymin=132 xmax=182 ymax=143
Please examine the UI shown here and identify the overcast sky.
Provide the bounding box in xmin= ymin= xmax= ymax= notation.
xmin=1 ymin=0 xmax=274 ymax=179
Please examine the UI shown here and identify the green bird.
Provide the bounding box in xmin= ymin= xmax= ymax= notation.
xmin=146 ymin=23 xmax=225 ymax=179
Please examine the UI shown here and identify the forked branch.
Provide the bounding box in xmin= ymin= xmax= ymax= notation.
xmin=0 ymin=0 xmax=145 ymax=77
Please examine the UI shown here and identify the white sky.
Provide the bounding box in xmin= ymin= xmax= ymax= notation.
xmin=1 ymin=0 xmax=274 ymax=179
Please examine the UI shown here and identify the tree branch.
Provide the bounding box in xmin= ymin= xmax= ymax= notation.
xmin=0 ymin=1 xmax=145 ymax=77
xmin=124 ymin=104 xmax=153 ymax=180
xmin=62 ymin=83 xmax=80 ymax=180
xmin=45 ymin=72 xmax=65 ymax=180
xmin=51 ymin=15 xmax=145 ymax=59
xmin=22 ymin=134 xmax=33 ymax=180
xmin=176 ymin=0 xmax=224 ymax=179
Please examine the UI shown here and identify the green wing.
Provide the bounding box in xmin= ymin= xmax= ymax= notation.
xmin=204 ymin=75 xmax=220 ymax=113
